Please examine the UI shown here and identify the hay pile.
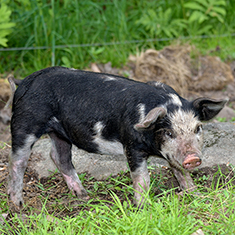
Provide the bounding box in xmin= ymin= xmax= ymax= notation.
xmin=0 ymin=78 xmax=11 ymax=109
xmin=134 ymin=45 xmax=234 ymax=96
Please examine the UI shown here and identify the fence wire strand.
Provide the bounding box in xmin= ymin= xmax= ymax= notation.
xmin=1 ymin=33 xmax=235 ymax=52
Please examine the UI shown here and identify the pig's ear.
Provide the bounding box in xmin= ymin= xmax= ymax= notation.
xmin=192 ymin=97 xmax=228 ymax=121
xmin=134 ymin=107 xmax=167 ymax=131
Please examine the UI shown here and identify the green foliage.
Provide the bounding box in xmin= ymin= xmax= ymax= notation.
xmin=193 ymin=173 xmax=210 ymax=185
xmin=136 ymin=7 xmax=187 ymax=38
xmin=0 ymin=0 xmax=234 ymax=76
xmin=0 ymin=1 xmax=15 ymax=47
xmin=184 ymin=0 xmax=226 ymax=23
xmin=216 ymin=117 xmax=227 ymax=122
xmin=184 ymin=0 xmax=227 ymax=35
xmin=216 ymin=116 xmax=235 ymax=122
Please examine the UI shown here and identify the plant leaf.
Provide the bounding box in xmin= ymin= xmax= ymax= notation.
xmin=0 ymin=38 xmax=7 ymax=47
xmin=212 ymin=7 xmax=226 ymax=16
xmin=184 ymin=2 xmax=205 ymax=11
xmin=188 ymin=11 xmax=204 ymax=22
xmin=194 ymin=0 xmax=209 ymax=8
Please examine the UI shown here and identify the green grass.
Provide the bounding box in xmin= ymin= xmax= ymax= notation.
xmin=1 ymin=168 xmax=235 ymax=234
xmin=1 ymin=0 xmax=235 ymax=77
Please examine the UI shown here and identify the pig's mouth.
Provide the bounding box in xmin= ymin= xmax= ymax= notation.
xmin=182 ymin=154 xmax=201 ymax=170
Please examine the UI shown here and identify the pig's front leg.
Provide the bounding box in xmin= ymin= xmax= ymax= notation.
xmin=170 ymin=166 xmax=197 ymax=192
xmin=127 ymin=151 xmax=150 ymax=207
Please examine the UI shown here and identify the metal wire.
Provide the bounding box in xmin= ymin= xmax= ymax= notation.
xmin=0 ymin=33 xmax=235 ymax=52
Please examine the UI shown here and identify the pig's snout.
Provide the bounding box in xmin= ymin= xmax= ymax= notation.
xmin=183 ymin=154 xmax=201 ymax=170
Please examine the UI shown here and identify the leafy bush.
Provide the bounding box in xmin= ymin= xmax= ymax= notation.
xmin=184 ymin=0 xmax=227 ymax=34
xmin=184 ymin=0 xmax=226 ymax=23
xmin=0 ymin=1 xmax=15 ymax=47
xmin=136 ymin=7 xmax=187 ymax=38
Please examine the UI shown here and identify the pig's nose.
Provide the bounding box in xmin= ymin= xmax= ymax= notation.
xmin=183 ymin=154 xmax=201 ymax=169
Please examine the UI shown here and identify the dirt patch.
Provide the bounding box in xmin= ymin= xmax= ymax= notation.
xmin=0 ymin=123 xmax=11 ymax=144
xmin=190 ymin=56 xmax=234 ymax=92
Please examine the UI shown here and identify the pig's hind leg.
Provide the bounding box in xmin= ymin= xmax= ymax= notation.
xmin=49 ymin=133 xmax=88 ymax=199
xmin=8 ymin=134 xmax=38 ymax=207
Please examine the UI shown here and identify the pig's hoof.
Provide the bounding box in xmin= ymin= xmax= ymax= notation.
xmin=76 ymin=193 xmax=90 ymax=201
xmin=8 ymin=192 xmax=24 ymax=208
xmin=82 ymin=195 xmax=90 ymax=200
xmin=72 ymin=188 xmax=89 ymax=200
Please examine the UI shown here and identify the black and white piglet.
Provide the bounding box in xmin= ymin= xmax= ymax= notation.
xmin=8 ymin=66 xmax=227 ymax=207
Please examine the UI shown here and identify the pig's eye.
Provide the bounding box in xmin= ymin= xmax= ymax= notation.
xmin=165 ymin=130 xmax=174 ymax=138
xmin=195 ymin=125 xmax=202 ymax=134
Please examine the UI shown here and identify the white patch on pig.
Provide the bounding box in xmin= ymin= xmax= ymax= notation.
xmin=69 ymin=68 xmax=77 ymax=71
xmin=150 ymin=82 xmax=167 ymax=91
xmin=168 ymin=94 xmax=182 ymax=106
xmin=104 ymin=76 xmax=117 ymax=81
xmin=153 ymin=81 xmax=163 ymax=87
xmin=169 ymin=109 xmax=201 ymax=135
xmin=137 ymin=103 xmax=146 ymax=123
xmin=130 ymin=160 xmax=149 ymax=179
xmin=8 ymin=134 xmax=37 ymax=191
xmin=130 ymin=160 xmax=150 ymax=205
xmin=14 ymin=134 xmax=37 ymax=158
xmin=160 ymin=94 xmax=182 ymax=111
xmin=152 ymin=81 xmax=164 ymax=87
xmin=93 ymin=121 xmax=124 ymax=155
xmin=160 ymin=109 xmax=203 ymax=169
xmin=52 ymin=117 xmax=59 ymax=123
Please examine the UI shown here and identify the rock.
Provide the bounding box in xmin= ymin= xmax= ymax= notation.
xmin=31 ymin=139 xmax=129 ymax=180
xmin=30 ymin=122 xmax=235 ymax=179
xmin=191 ymin=229 xmax=204 ymax=235
xmin=201 ymin=122 xmax=235 ymax=168
xmin=216 ymin=106 xmax=235 ymax=121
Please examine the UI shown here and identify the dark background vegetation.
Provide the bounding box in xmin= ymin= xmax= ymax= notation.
xmin=1 ymin=0 xmax=235 ymax=77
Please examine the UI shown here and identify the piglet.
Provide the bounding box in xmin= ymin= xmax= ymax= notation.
xmin=8 ymin=67 xmax=227 ymax=207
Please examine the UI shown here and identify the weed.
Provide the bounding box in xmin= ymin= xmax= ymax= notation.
xmin=193 ymin=174 xmax=210 ymax=185
xmin=216 ymin=117 xmax=227 ymax=122
xmin=230 ymin=117 xmax=235 ymax=122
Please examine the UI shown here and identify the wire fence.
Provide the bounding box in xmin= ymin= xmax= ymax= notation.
xmin=1 ymin=33 xmax=235 ymax=52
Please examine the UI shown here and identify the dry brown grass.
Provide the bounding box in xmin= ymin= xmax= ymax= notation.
xmin=134 ymin=45 xmax=233 ymax=96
